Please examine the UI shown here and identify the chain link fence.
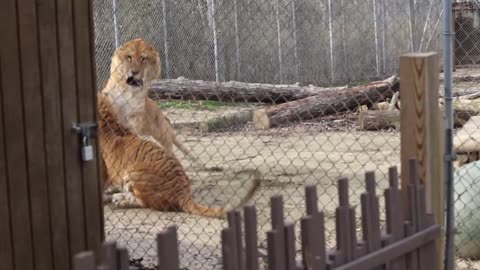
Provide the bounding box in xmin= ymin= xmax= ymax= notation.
xmin=91 ymin=0 xmax=455 ymax=269
xmin=452 ymin=2 xmax=480 ymax=270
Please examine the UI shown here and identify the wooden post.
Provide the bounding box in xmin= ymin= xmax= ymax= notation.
xmin=399 ymin=52 xmax=445 ymax=270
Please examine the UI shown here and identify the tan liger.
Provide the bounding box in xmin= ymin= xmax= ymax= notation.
xmin=101 ymin=38 xmax=204 ymax=167
xmin=97 ymin=92 xmax=261 ymax=218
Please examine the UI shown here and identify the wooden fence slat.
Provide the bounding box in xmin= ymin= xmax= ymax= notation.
xmin=0 ymin=0 xmax=35 ymax=269
xmin=408 ymin=158 xmax=421 ymax=232
xmin=361 ymin=172 xmax=382 ymax=270
xmin=314 ymin=212 xmax=327 ymax=270
xmin=304 ymin=184 xmax=326 ymax=269
xmin=355 ymin=241 xmax=367 ymax=258
xmin=270 ymin=195 xmax=286 ymax=268
xmin=314 ymin=212 xmax=328 ymax=270
xmin=227 ymin=211 xmax=240 ymax=270
xmin=417 ymin=186 xmax=430 ymax=270
xmin=0 ymin=58 xmax=14 ymax=270
xmin=73 ymin=0 xmax=103 ymax=251
xmin=338 ymin=177 xmax=349 ymax=207
xmin=222 ymin=228 xmax=235 ymax=270
xmin=271 ymin=195 xmax=284 ymax=229
xmin=102 ymin=241 xmax=117 ymax=269
xmin=157 ymin=225 xmax=180 ymax=270
xmin=57 ymin=0 xmax=88 ymax=255
xmin=117 ymin=247 xmax=130 ymax=270
xmin=284 ymin=222 xmax=297 ymax=270
xmin=333 ymin=225 xmax=441 ymax=270
xmin=403 ymin=223 xmax=419 ymax=270
xmin=244 ymin=205 xmax=259 ymax=270
xmin=233 ymin=210 xmax=244 ymax=270
xmin=73 ymin=251 xmax=96 ymax=270
xmin=416 ymin=179 xmax=439 ymax=270
xmin=417 ymin=186 xmax=427 ymax=230
xmin=384 ymin=166 xmax=406 ymax=270
xmin=305 ymin=185 xmax=318 ymax=214
xmin=267 ymin=230 xmax=285 ymax=270
xmin=406 ymin=159 xmax=420 ymax=270
xmin=300 ymin=215 xmax=326 ymax=270
xmin=300 ymin=216 xmax=313 ymax=269
xmin=335 ymin=178 xmax=356 ymax=265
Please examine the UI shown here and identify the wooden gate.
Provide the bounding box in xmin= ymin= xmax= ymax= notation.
xmin=0 ymin=0 xmax=103 ymax=269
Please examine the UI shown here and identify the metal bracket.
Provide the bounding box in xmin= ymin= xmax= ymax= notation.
xmin=445 ymin=151 xmax=457 ymax=162
xmin=72 ymin=122 xmax=98 ymax=139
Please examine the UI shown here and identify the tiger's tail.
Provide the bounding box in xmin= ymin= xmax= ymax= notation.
xmin=179 ymin=169 xmax=262 ymax=218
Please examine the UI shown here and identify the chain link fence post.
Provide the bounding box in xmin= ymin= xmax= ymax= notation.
xmin=443 ymin=0 xmax=454 ymax=269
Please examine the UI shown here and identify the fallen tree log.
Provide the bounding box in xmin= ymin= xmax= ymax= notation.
xmin=199 ymin=110 xmax=254 ymax=132
xmin=358 ymin=106 xmax=478 ymax=131
xmin=252 ymin=75 xmax=400 ymax=129
xmin=358 ymin=110 xmax=400 ymax=130
xmin=451 ymin=89 xmax=480 ymax=98
xmin=148 ymin=77 xmax=347 ymax=104
xmin=440 ymin=73 xmax=480 ymax=83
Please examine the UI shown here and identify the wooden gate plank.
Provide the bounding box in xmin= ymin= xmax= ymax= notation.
xmin=15 ymin=0 xmax=56 ymax=269
xmin=361 ymin=172 xmax=382 ymax=270
xmin=335 ymin=178 xmax=357 ymax=265
xmin=334 ymin=225 xmax=441 ymax=270
xmin=267 ymin=230 xmax=285 ymax=270
xmin=227 ymin=210 xmax=243 ymax=270
xmin=303 ymin=185 xmax=326 ymax=270
xmin=0 ymin=0 xmax=35 ymax=269
xmin=222 ymin=228 xmax=235 ymax=270
xmin=384 ymin=166 xmax=406 ymax=270
xmin=73 ymin=0 xmax=103 ymax=250
xmin=36 ymin=0 xmax=72 ymax=268
xmin=0 ymin=56 xmax=14 ymax=270
xmin=57 ymin=0 xmax=88 ymax=256
xmin=158 ymin=226 xmax=180 ymax=270
xmin=244 ymin=205 xmax=258 ymax=270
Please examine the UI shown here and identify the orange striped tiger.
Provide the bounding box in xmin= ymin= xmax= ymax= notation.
xmin=97 ymin=92 xmax=261 ymax=218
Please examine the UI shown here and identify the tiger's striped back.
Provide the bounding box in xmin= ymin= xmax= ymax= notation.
xmin=97 ymin=92 xmax=260 ymax=218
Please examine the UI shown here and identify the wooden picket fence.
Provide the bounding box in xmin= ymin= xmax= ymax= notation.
xmin=73 ymin=158 xmax=442 ymax=270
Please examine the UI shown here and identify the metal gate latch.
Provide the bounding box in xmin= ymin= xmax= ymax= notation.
xmin=72 ymin=122 xmax=98 ymax=162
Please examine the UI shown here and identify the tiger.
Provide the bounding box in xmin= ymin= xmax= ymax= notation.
xmin=97 ymin=91 xmax=261 ymax=218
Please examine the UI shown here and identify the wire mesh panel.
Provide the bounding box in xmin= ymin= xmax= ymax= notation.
xmin=454 ymin=1 xmax=480 ymax=67
xmin=91 ymin=0 xmax=445 ymax=269
xmin=451 ymin=3 xmax=480 ymax=270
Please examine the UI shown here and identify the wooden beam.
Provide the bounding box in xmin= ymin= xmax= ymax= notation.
xmin=399 ymin=52 xmax=445 ymax=270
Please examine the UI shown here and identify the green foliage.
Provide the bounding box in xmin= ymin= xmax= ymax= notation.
xmin=158 ymin=100 xmax=240 ymax=111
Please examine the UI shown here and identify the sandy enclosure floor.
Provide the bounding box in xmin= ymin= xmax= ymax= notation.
xmin=103 ymin=72 xmax=480 ymax=269
xmin=104 ymin=104 xmax=403 ymax=269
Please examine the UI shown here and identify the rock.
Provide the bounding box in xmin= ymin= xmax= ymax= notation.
xmin=454 ymin=160 xmax=480 ymax=259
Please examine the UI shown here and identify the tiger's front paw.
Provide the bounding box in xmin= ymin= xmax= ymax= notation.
xmin=112 ymin=192 xmax=143 ymax=209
